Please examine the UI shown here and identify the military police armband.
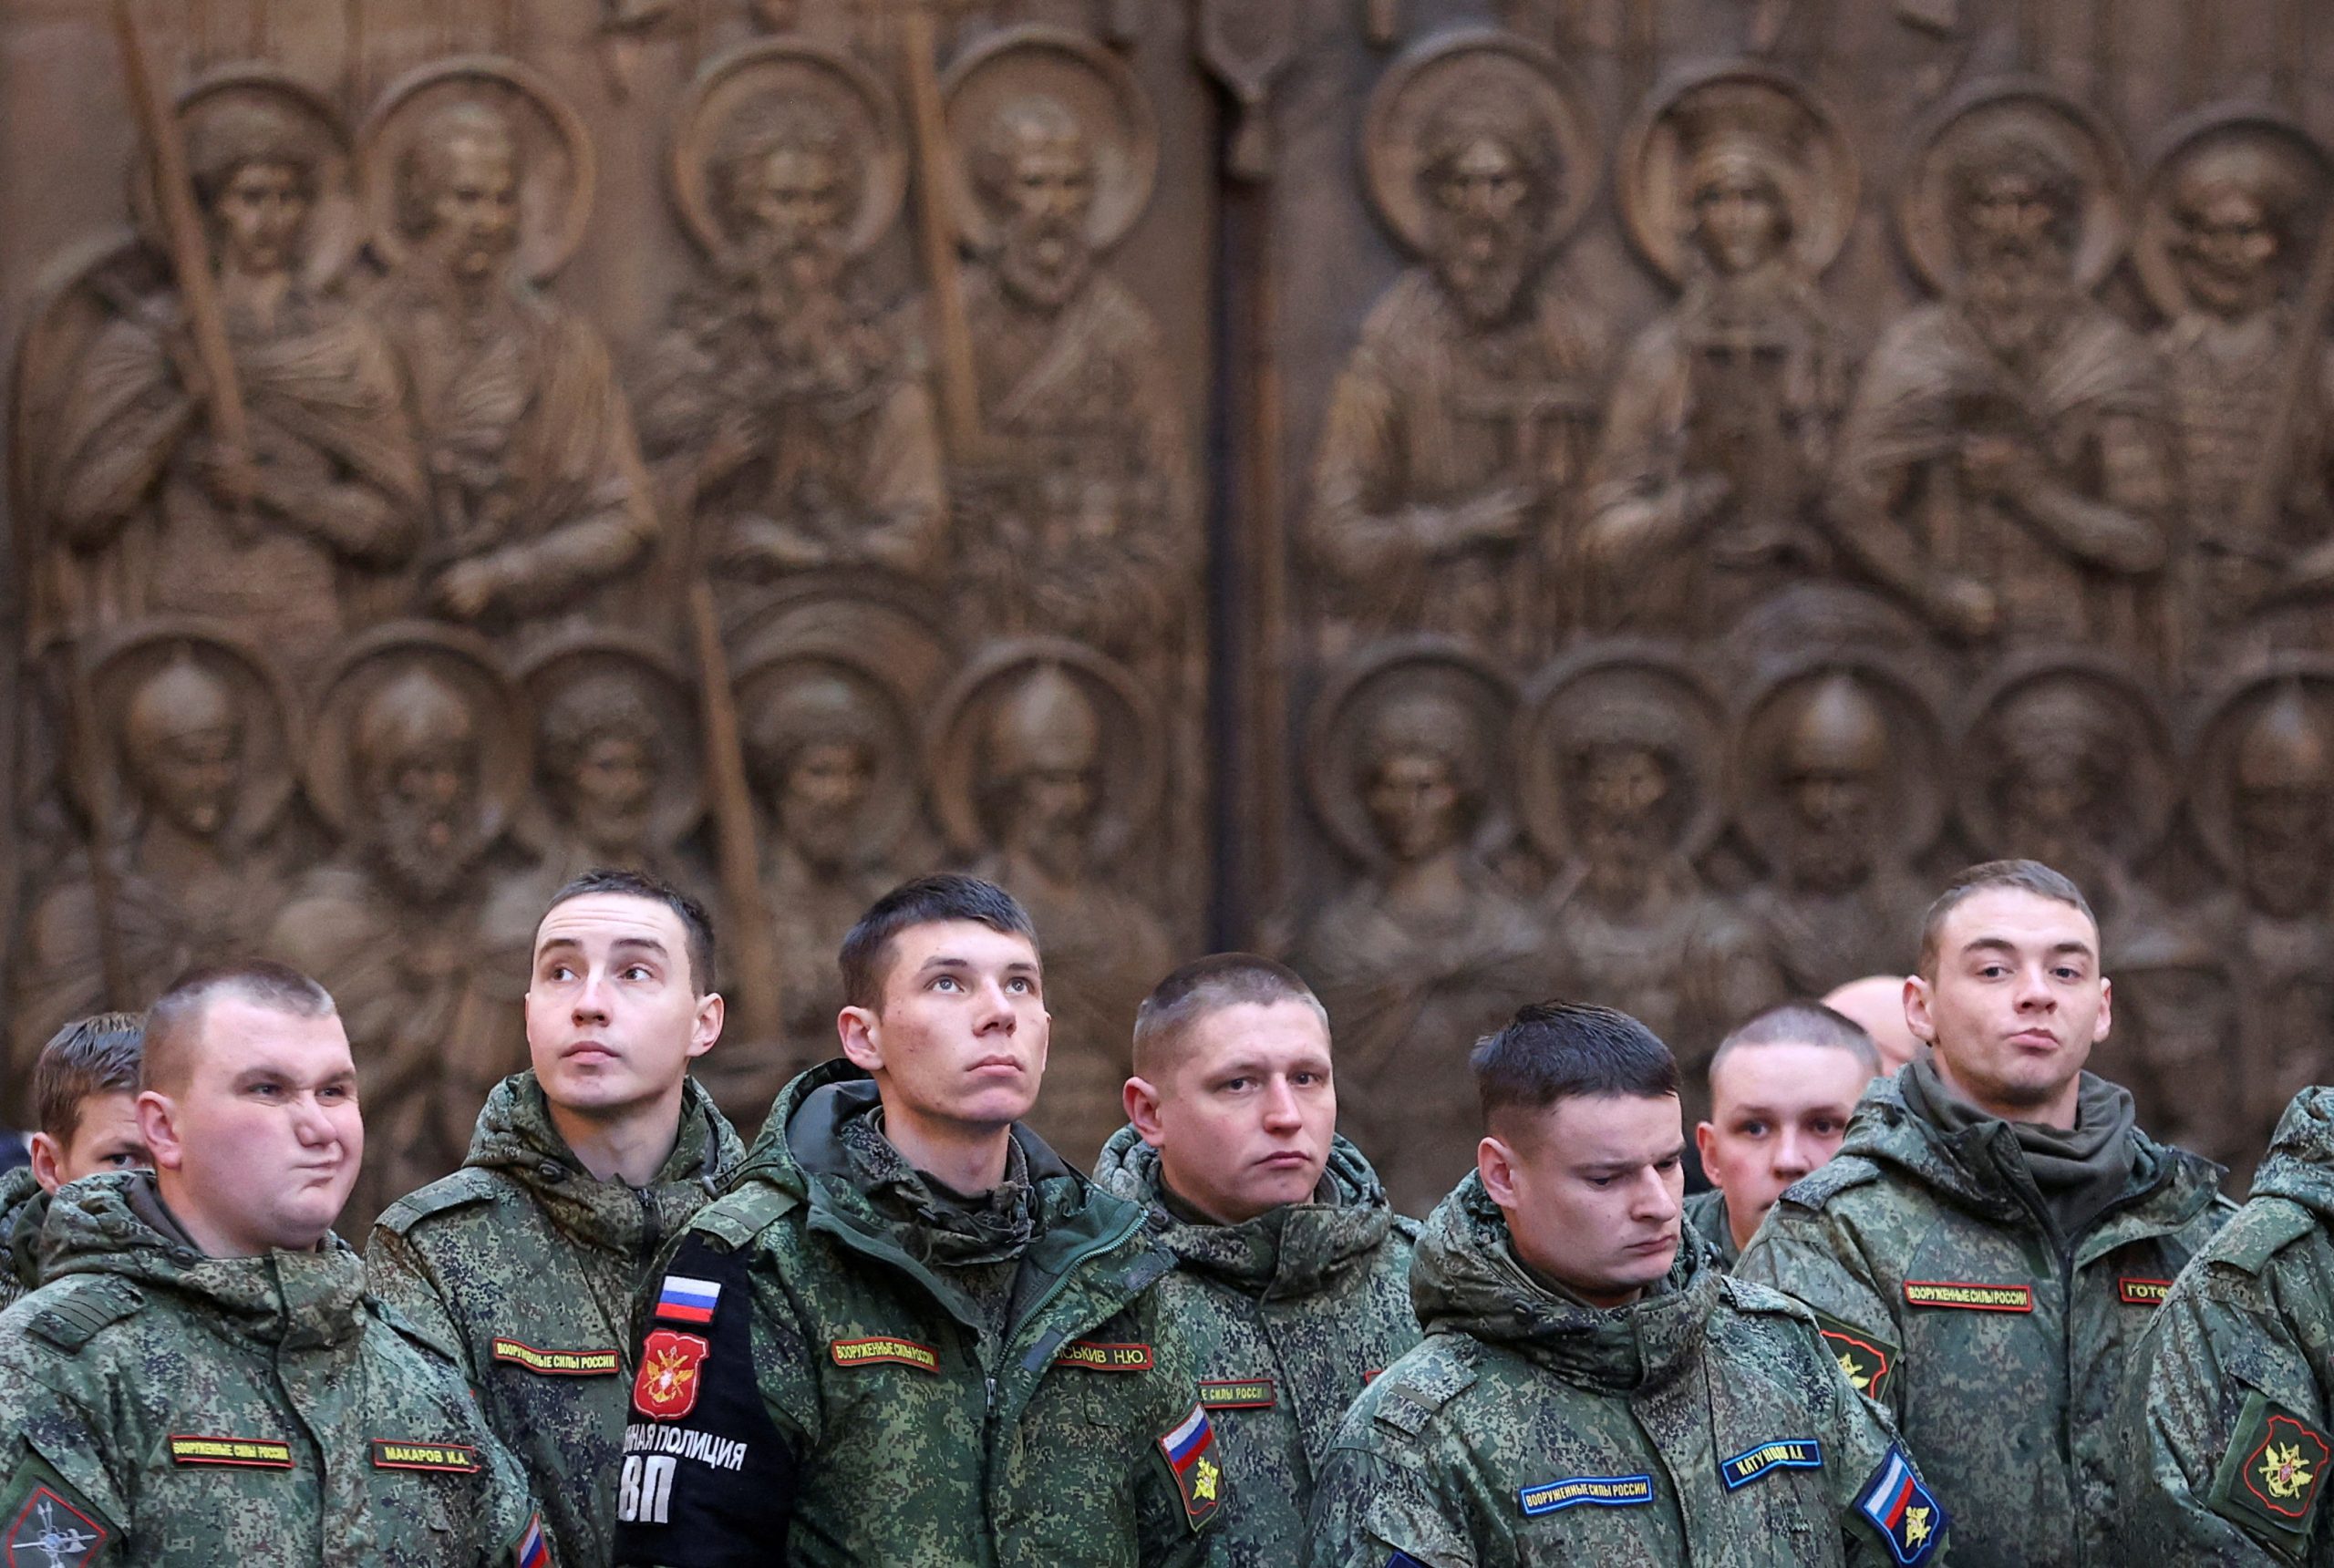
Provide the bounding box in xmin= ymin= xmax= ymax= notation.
xmin=2 ymin=1453 xmax=117 ymax=1568
xmin=1807 ymin=1306 xmax=1899 ymax=1404
xmin=2208 ymin=1388 xmax=2333 ymax=1553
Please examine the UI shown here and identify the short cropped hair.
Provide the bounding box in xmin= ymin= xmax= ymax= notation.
xmin=31 ymin=1014 xmax=145 ymax=1144
xmin=1916 ymin=859 xmax=2097 ymax=978
xmin=839 ymin=875 xmax=1038 ymax=1010
xmin=1472 ymin=1000 xmax=1678 ymax=1139
xmin=1708 ymin=1002 xmax=1880 ymax=1089
xmin=545 ymin=868 xmax=718 ymax=995
xmin=142 ymin=960 xmax=336 ymax=1096
xmin=1130 ymin=954 xmax=1327 ymax=1080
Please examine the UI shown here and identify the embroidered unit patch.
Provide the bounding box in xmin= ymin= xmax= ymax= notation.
xmin=167 ymin=1435 xmax=294 ymax=1468
xmin=5 ymin=1486 xmax=107 ymax=1568
xmin=1517 ymin=1475 xmax=1656 ymax=1515
xmin=2210 ymin=1390 xmax=2334 ymax=1542
xmin=1814 ymin=1319 xmax=1896 ymax=1402
xmin=828 ymin=1336 xmax=940 ymax=1374
xmin=2118 ymin=1278 xmax=2173 ymax=1306
xmin=1855 ymin=1446 xmax=1946 ymax=1565
xmin=1721 ymin=1438 xmax=1823 ymax=1491
xmin=1902 ymin=1279 xmax=2032 ymax=1313
xmin=633 ymin=1329 xmax=712 ymax=1419
xmin=1054 ymin=1340 xmax=1154 ymax=1371
xmin=1159 ymin=1402 xmax=1223 ymax=1524
xmin=491 ymin=1338 xmax=619 ymax=1376
xmin=1198 ymin=1378 xmax=1277 ymax=1409
xmin=654 ymin=1275 xmax=722 ymax=1326
xmin=369 ymin=1440 xmax=480 ymax=1473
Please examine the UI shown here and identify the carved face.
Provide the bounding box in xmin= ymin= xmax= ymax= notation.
xmin=1997 ymin=742 xmax=2105 ymax=869
xmin=368 ymin=737 xmax=482 ymax=902
xmin=997 ymin=129 xmax=1097 ymax=311
xmin=2236 ymin=775 xmax=2333 ymax=917
xmin=777 ymin=739 xmax=874 ymax=872
xmin=135 ymin=720 xmax=243 ymax=841
xmin=561 ymin=733 xmax=656 ymax=851
xmin=1428 ymin=134 xmax=1538 ymax=327
xmin=740 ymin=144 xmax=849 ymax=257
xmin=1574 ymin=742 xmax=1674 ymax=885
xmin=1365 ymin=748 xmax=1465 ymax=864
xmin=1781 ymin=759 xmax=1877 ymax=890
xmin=420 ymin=135 xmax=521 ymax=280
xmin=2174 ymin=182 xmax=2281 ymax=319
xmin=210 ymin=160 xmax=309 ymax=278
xmin=1691 ymin=161 xmax=1788 ymax=277
xmin=1001 ymin=761 xmax=1098 ymax=878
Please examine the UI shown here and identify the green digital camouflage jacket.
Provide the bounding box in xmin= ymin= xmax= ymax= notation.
xmin=0 ymin=1170 xmax=547 ymax=1568
xmin=2116 ymin=1086 xmax=2334 ymax=1564
xmin=1304 ymin=1173 xmax=1943 ymax=1568
xmin=367 ymin=1072 xmax=743 ymax=1568
xmin=1092 ymin=1125 xmax=1422 ymax=1566
xmin=1737 ymin=1068 xmax=2231 ymax=1568
xmin=0 ymin=1161 xmax=46 ymax=1310
xmin=1683 ymin=1189 xmax=1738 ymax=1269
xmin=609 ymin=1060 xmax=1223 ymax=1568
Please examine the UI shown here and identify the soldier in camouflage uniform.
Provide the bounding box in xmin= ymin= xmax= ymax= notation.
xmin=370 ymin=872 xmax=744 ymax=1568
xmin=1306 ymin=1000 xmax=1944 ymax=1568
xmin=1 ymin=1014 xmax=150 ymax=1309
xmin=1740 ymin=861 xmax=2232 ymax=1567
xmin=0 ymin=962 xmax=547 ymax=1567
xmin=2116 ymin=1085 xmax=2334 ymax=1563
xmin=613 ymin=875 xmax=1221 ymax=1567
xmin=1096 ymin=954 xmax=1421 ymax=1565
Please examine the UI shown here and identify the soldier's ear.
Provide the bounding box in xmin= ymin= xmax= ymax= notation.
xmin=838 ymin=1005 xmax=883 ymax=1073
xmin=1903 ymin=975 xmax=1937 ymax=1047
xmin=1123 ymin=1076 xmax=1166 ymax=1144
xmin=687 ymin=992 xmax=724 ymax=1061
xmin=26 ymin=1131 xmax=64 ymax=1195
xmin=1478 ymin=1134 xmax=1523 ymax=1209
xmin=2092 ymin=976 xmax=2112 ymax=1043
xmin=135 ymin=1089 xmax=187 ymax=1173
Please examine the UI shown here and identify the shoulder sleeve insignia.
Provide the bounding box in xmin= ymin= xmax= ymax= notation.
xmin=634 ymin=1330 xmax=712 ymax=1420
xmin=2210 ymin=1388 xmax=2333 ymax=1547
xmin=1809 ymin=1306 xmax=1899 ymax=1403
xmin=5 ymin=1484 xmax=108 ymax=1568
xmin=2117 ymin=1277 xmax=2173 ymax=1306
xmin=1720 ymin=1438 xmax=1823 ymax=1491
xmin=512 ymin=1511 xmax=553 ymax=1568
xmin=654 ymin=1274 xmax=723 ymax=1326
xmin=1854 ymin=1445 xmax=1946 ymax=1565
xmin=1157 ymin=1402 xmax=1222 ymax=1529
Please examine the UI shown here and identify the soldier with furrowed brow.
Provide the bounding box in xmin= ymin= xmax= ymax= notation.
xmin=612 ymin=874 xmax=1222 ymax=1567
xmin=1739 ymin=858 xmax=2235 ymax=1568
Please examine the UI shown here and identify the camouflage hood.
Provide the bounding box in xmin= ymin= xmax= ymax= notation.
xmin=38 ymin=1169 xmax=368 ymax=1347
xmin=462 ymin=1068 xmax=740 ymax=1256
xmin=1409 ymin=1171 xmax=1717 ymax=1395
xmin=2245 ymin=1085 xmax=2334 ymax=1218
xmin=1090 ymin=1123 xmax=1400 ymax=1298
xmin=0 ymin=1163 xmax=46 ymax=1298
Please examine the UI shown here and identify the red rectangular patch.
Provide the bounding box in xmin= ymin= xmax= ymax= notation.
xmin=2120 ymin=1278 xmax=2173 ymax=1306
xmin=1903 ymin=1279 xmax=2033 ymax=1313
xmin=1055 ymin=1340 xmax=1154 ymax=1372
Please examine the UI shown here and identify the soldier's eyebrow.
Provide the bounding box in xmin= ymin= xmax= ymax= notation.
xmin=609 ymin=937 xmax=671 ymax=965
xmin=1961 ymin=934 xmax=2096 ymax=961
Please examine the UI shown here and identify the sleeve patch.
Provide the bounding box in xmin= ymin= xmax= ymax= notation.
xmin=5 ymin=1485 xmax=108 ymax=1568
xmin=2210 ymin=1389 xmax=2333 ymax=1546
xmin=1809 ymin=1307 xmax=1899 ymax=1403
xmin=634 ymin=1331 xmax=713 ymax=1419
xmin=1854 ymin=1445 xmax=1945 ymax=1566
xmin=513 ymin=1511 xmax=552 ymax=1568
xmin=654 ymin=1275 xmax=723 ymax=1326
xmin=1157 ymin=1402 xmax=1222 ymax=1529
xmin=1720 ymin=1439 xmax=1823 ymax=1491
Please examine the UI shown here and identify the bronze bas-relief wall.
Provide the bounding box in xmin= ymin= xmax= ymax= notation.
xmin=6 ymin=0 xmax=2334 ymax=1216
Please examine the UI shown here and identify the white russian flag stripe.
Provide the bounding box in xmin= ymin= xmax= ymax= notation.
xmin=658 ymin=1276 xmax=721 ymax=1312
xmin=1163 ymin=1404 xmax=1209 ymax=1463
xmin=1859 ymin=1450 xmax=1909 ymax=1529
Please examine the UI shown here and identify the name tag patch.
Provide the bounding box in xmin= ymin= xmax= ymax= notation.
xmin=1518 ymin=1474 xmax=1655 ymax=1515
xmin=492 ymin=1338 xmax=619 ymax=1377
xmin=1056 ymin=1340 xmax=1153 ymax=1372
xmin=1903 ymin=1279 xmax=2033 ymax=1313
xmin=829 ymin=1336 xmax=939 ymax=1374
xmin=2119 ymin=1277 xmax=2173 ymax=1306
xmin=370 ymin=1440 xmax=480 ymax=1473
xmin=1199 ymin=1378 xmax=1277 ymax=1409
xmin=1722 ymin=1438 xmax=1823 ymax=1490
xmin=1855 ymin=1445 xmax=1946 ymax=1565
xmin=168 ymin=1435 xmax=294 ymax=1468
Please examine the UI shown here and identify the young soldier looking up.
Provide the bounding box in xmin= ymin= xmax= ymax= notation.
xmin=1306 ymin=1000 xmax=1944 ymax=1567
xmin=0 ymin=961 xmax=542 ymax=1568
xmin=1688 ymin=1003 xmax=1880 ymax=1266
xmin=613 ymin=874 xmax=1223 ymax=1567
xmin=0 ymin=1013 xmax=149 ymax=1308
xmin=1740 ymin=860 xmax=2233 ymax=1568
xmin=368 ymin=869 xmax=741 ymax=1568
xmin=1097 ymin=954 xmax=1420 ymax=1565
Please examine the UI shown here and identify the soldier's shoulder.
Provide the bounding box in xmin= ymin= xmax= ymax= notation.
xmin=10 ymin=1274 xmax=146 ymax=1357
xmin=373 ymin=1167 xmax=513 ymax=1239
xmin=1772 ymin=1154 xmax=1886 ymax=1213
xmin=365 ymin=1293 xmax=470 ymax=1368
xmin=681 ymin=1179 xmax=804 ymax=1256
xmin=2197 ymin=1195 xmax=2327 ymax=1280
xmin=1357 ymin=1336 xmax=1482 ymax=1445
xmin=1714 ymin=1274 xmax=1821 ymax=1326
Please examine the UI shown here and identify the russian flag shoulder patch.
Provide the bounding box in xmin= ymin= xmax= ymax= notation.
xmin=1855 ymin=1445 xmax=1945 ymax=1565
xmin=1158 ymin=1401 xmax=1222 ymax=1528
xmin=655 ymin=1274 xmax=722 ymax=1326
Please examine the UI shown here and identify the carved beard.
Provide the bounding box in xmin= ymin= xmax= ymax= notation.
xmin=780 ymin=801 xmax=865 ymax=876
xmin=2241 ymin=826 xmax=2332 ymax=918
xmin=1786 ymin=824 xmax=1871 ymax=892
xmin=1965 ymin=240 xmax=2075 ymax=364
xmin=997 ymin=217 xmax=1093 ymax=313
xmin=367 ymin=795 xmax=483 ymax=905
xmin=569 ymin=799 xmax=652 ymax=861
xmin=1433 ymin=221 xmax=1534 ymax=328
xmin=1580 ymin=812 xmax=1663 ymax=891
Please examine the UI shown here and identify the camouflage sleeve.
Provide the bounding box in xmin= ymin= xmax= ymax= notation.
xmin=365 ymin=1225 xmax=476 ymax=1383
xmin=1303 ymin=1442 xmax=1477 ymax=1568
xmin=613 ymin=1233 xmax=812 ymax=1568
xmin=0 ymin=1359 xmax=129 ymax=1567
xmin=1134 ymin=1297 xmax=1224 ymax=1568
xmin=470 ymin=1426 xmax=549 ymax=1568
xmin=2114 ymin=1243 xmax=2334 ymax=1566
xmin=1805 ymin=1319 xmax=1945 ymax=1568
xmin=1736 ymin=1207 xmax=1905 ymax=1420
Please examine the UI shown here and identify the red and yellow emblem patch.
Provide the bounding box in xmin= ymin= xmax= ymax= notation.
xmin=632 ymin=1329 xmax=711 ymax=1420
xmin=2246 ymin=1415 xmax=2330 ymax=1521
xmin=2210 ymin=1390 xmax=2334 ymax=1542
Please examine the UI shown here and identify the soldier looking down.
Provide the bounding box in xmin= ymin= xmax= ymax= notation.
xmin=0 ymin=1013 xmax=149 ymax=1310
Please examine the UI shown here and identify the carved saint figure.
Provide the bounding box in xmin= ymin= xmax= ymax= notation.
xmin=531 ymin=673 xmax=689 ymax=886
xmin=2153 ymin=135 xmax=2334 ymax=659
xmin=1586 ymin=96 xmax=1850 ymax=634
xmin=1977 ymin=679 xmax=2147 ymax=919
xmin=1293 ymin=686 xmax=1541 ymax=1219
xmin=968 ymin=665 xmax=1173 ymax=1167
xmin=1740 ymin=674 xmax=1927 ymax=994
xmin=2111 ymin=923 xmax=2247 ymax=1172
xmin=267 ymin=664 xmax=532 ymax=1227
xmin=374 ymin=98 xmax=658 ymax=637
xmin=12 ymin=650 xmax=283 ymax=1072
xmin=1309 ymin=85 xmax=1606 ymax=658
xmin=46 ymin=101 xmax=424 ymax=660
xmin=1833 ymin=118 xmax=2172 ymax=660
xmin=948 ymin=94 xmax=1196 ymax=658
xmin=639 ymin=98 xmax=943 ymax=603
